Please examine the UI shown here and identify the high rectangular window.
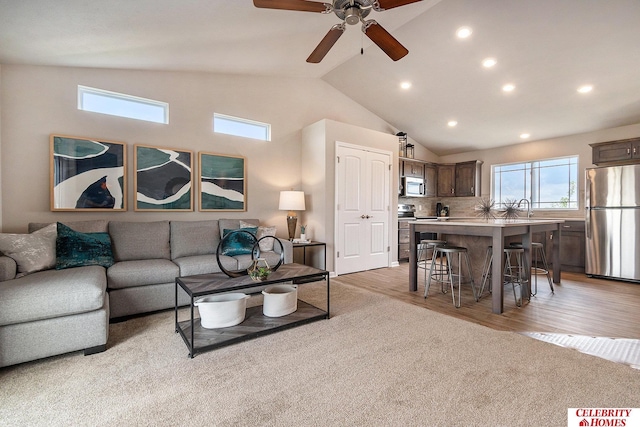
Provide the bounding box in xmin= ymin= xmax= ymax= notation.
xmin=78 ymin=85 xmax=168 ymax=124
xmin=213 ymin=113 xmax=270 ymax=141
xmin=492 ymin=156 xmax=579 ymax=210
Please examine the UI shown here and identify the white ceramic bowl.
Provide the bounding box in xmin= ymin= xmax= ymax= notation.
xmin=262 ymin=285 xmax=298 ymax=317
xmin=195 ymin=293 xmax=249 ymax=328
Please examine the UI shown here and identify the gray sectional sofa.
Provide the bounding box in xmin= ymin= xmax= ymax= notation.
xmin=0 ymin=218 xmax=292 ymax=368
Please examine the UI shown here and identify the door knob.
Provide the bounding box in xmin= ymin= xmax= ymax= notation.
xmin=361 ymin=215 xmax=366 ymax=219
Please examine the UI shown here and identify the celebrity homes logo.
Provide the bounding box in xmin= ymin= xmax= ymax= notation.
xmin=568 ymin=408 xmax=639 ymax=426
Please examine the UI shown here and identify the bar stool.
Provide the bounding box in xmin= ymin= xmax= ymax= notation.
xmin=510 ymin=242 xmax=553 ymax=295
xmin=479 ymin=246 xmax=530 ymax=307
xmin=503 ymin=247 xmax=529 ymax=307
xmin=425 ymin=245 xmax=477 ymax=308
xmin=418 ymin=239 xmax=447 ymax=296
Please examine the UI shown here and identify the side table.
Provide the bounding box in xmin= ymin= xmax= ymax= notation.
xmin=292 ymin=241 xmax=326 ymax=270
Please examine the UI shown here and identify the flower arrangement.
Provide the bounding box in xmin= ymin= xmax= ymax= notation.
xmin=501 ymin=198 xmax=520 ymax=221
xmin=475 ymin=198 xmax=496 ymax=221
xmin=300 ymin=224 xmax=306 ymax=235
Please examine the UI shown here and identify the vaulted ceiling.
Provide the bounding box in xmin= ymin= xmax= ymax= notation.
xmin=1 ymin=0 xmax=639 ymax=155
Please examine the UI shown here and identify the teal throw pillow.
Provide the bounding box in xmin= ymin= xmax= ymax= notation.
xmin=56 ymin=222 xmax=114 ymax=269
xmin=221 ymin=227 xmax=258 ymax=256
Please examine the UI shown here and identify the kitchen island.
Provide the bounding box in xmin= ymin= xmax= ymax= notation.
xmin=409 ymin=218 xmax=564 ymax=314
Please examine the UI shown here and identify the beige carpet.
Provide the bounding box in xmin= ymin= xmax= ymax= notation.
xmin=1 ymin=281 xmax=638 ymax=426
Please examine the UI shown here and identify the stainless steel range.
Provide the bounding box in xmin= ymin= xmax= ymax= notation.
xmin=398 ymin=204 xmax=437 ymax=261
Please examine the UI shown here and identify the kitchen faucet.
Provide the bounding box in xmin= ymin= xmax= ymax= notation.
xmin=517 ymin=198 xmax=532 ymax=218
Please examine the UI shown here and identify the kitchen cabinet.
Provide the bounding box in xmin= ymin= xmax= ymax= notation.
xmin=455 ymin=161 xmax=482 ymax=197
xmin=402 ymin=160 xmax=424 ymax=178
xmin=591 ymin=138 xmax=640 ymax=165
xmin=539 ymin=220 xmax=585 ymax=273
xmin=437 ymin=161 xmax=482 ymax=197
xmin=437 ymin=164 xmax=455 ymax=196
xmin=423 ymin=163 xmax=437 ymax=197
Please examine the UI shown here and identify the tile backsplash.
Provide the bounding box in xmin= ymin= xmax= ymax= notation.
xmin=398 ymin=196 xmax=584 ymax=219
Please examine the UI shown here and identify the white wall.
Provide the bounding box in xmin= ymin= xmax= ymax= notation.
xmin=302 ymin=119 xmax=403 ymax=272
xmin=0 ymin=64 xmax=396 ymax=233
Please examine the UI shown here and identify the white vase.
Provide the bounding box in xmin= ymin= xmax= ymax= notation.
xmin=300 ymin=233 xmax=306 ymax=241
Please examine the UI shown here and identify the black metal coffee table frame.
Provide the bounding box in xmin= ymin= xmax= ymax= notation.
xmin=175 ymin=263 xmax=330 ymax=358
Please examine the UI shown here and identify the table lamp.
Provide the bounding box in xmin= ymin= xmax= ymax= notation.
xmin=279 ymin=190 xmax=305 ymax=240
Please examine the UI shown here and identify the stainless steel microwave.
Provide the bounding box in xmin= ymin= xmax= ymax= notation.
xmin=401 ymin=176 xmax=425 ymax=197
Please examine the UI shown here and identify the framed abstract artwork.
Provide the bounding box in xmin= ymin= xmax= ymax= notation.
xmin=50 ymin=135 xmax=127 ymax=211
xmin=198 ymin=152 xmax=246 ymax=211
xmin=134 ymin=144 xmax=194 ymax=211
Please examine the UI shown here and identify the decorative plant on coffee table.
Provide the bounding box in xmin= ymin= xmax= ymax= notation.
xmin=248 ymin=258 xmax=271 ymax=281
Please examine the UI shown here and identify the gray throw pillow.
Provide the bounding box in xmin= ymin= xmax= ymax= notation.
xmin=256 ymin=226 xmax=277 ymax=252
xmin=0 ymin=223 xmax=57 ymax=277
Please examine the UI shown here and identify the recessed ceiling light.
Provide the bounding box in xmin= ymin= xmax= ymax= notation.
xmin=456 ymin=27 xmax=472 ymax=39
xmin=400 ymin=81 xmax=412 ymax=90
xmin=502 ymin=83 xmax=515 ymax=92
xmin=520 ymin=133 xmax=530 ymax=139
xmin=448 ymin=120 xmax=458 ymax=127
xmin=482 ymin=58 xmax=497 ymax=68
xmin=577 ymin=85 xmax=593 ymax=93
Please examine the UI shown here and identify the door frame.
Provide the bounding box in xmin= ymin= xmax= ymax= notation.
xmin=334 ymin=141 xmax=393 ymax=275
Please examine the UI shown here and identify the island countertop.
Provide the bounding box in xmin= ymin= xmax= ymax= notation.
xmin=408 ymin=217 xmax=567 ymax=227
xmin=408 ymin=218 xmax=565 ymax=314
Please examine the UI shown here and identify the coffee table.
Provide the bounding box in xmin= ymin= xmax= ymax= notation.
xmin=175 ymin=263 xmax=330 ymax=358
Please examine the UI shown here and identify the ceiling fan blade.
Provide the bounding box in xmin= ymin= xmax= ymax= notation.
xmin=253 ymin=0 xmax=329 ymax=13
xmin=375 ymin=0 xmax=423 ymax=10
xmin=307 ymin=25 xmax=345 ymax=63
xmin=364 ymin=21 xmax=409 ymax=61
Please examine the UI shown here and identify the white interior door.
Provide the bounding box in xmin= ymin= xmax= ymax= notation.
xmin=336 ymin=143 xmax=391 ymax=275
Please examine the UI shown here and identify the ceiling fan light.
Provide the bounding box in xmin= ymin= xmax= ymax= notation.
xmin=345 ymin=7 xmax=361 ymax=25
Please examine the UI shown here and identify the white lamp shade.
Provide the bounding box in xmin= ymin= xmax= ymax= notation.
xmin=279 ymin=191 xmax=305 ymax=211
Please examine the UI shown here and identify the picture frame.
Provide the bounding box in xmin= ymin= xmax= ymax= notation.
xmin=198 ymin=152 xmax=246 ymax=211
xmin=134 ymin=144 xmax=194 ymax=211
xmin=50 ymin=135 xmax=127 ymax=211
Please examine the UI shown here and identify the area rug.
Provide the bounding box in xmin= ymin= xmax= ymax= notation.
xmin=1 ymin=281 xmax=638 ymax=426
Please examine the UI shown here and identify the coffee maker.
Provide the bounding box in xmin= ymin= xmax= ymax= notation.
xmin=436 ymin=203 xmax=449 ymax=217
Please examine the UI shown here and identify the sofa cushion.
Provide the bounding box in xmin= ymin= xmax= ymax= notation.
xmin=257 ymin=226 xmax=277 ymax=252
xmin=0 ymin=223 xmax=57 ymax=278
xmin=56 ymin=223 xmax=114 ymax=269
xmin=29 ymin=220 xmax=109 ymax=234
xmin=109 ymin=221 xmax=171 ymax=261
xmin=173 ymin=254 xmax=237 ymax=277
xmin=221 ymin=228 xmax=258 ymax=256
xmin=0 ymin=256 xmax=17 ymax=282
xmin=240 ymin=220 xmax=277 ymax=252
xmin=170 ymin=220 xmax=220 ymax=259
xmin=107 ymin=259 xmax=179 ymax=289
xmin=218 ymin=219 xmax=259 ymax=239
xmin=0 ymin=266 xmax=106 ymax=326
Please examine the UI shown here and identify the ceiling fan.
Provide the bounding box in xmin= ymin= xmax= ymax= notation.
xmin=253 ymin=0 xmax=423 ymax=63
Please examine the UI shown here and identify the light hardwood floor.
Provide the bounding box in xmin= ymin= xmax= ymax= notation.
xmin=333 ymin=263 xmax=640 ymax=339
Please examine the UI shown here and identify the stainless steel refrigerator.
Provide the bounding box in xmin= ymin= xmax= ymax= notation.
xmin=585 ymin=164 xmax=640 ymax=282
